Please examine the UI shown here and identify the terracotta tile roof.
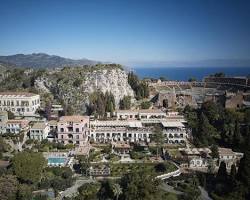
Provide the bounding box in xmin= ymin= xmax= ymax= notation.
xmin=7 ymin=119 xmax=29 ymax=124
xmin=0 ymin=92 xmax=38 ymax=97
xmin=31 ymin=122 xmax=47 ymax=129
xmin=59 ymin=115 xmax=89 ymax=123
xmin=218 ymin=148 xmax=235 ymax=155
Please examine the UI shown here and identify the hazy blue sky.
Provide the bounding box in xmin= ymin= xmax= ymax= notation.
xmin=0 ymin=0 xmax=250 ymax=66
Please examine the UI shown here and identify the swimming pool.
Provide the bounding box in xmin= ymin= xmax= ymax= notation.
xmin=47 ymin=157 xmax=67 ymax=166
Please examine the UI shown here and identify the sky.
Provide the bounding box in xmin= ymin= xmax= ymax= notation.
xmin=0 ymin=0 xmax=250 ymax=66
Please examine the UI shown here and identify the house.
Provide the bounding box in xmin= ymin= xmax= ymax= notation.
xmin=29 ymin=122 xmax=49 ymax=141
xmin=112 ymin=142 xmax=131 ymax=155
xmin=218 ymin=148 xmax=243 ymax=169
xmin=5 ymin=119 xmax=29 ymax=134
xmin=179 ymin=148 xmax=212 ymax=169
xmin=57 ymin=116 xmax=89 ymax=146
xmin=0 ymin=92 xmax=40 ymax=116
xmin=88 ymin=165 xmax=110 ymax=176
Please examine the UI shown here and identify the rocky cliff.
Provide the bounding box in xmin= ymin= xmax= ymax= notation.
xmin=34 ymin=64 xmax=134 ymax=113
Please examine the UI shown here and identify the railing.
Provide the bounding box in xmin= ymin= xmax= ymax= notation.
xmin=156 ymin=169 xmax=181 ymax=180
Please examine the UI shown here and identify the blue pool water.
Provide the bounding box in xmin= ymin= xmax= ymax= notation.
xmin=48 ymin=157 xmax=67 ymax=165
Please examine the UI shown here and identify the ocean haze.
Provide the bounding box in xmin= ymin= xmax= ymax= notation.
xmin=134 ymin=67 xmax=250 ymax=81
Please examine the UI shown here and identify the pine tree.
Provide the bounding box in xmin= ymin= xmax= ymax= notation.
xmin=237 ymin=133 xmax=250 ymax=193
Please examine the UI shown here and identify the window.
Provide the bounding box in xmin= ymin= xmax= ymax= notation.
xmin=60 ymin=128 xmax=64 ymax=132
xmin=76 ymin=128 xmax=79 ymax=132
xmin=76 ymin=135 xmax=79 ymax=139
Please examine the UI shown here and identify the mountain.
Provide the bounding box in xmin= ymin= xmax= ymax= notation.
xmin=0 ymin=53 xmax=99 ymax=68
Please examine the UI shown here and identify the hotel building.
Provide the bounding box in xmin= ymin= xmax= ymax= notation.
xmin=89 ymin=110 xmax=188 ymax=144
xmin=0 ymin=92 xmax=40 ymax=116
xmin=57 ymin=116 xmax=89 ymax=146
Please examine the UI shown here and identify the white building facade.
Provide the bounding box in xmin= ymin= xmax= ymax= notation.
xmin=0 ymin=92 xmax=40 ymax=116
xmin=89 ymin=110 xmax=188 ymax=144
xmin=29 ymin=122 xmax=49 ymax=141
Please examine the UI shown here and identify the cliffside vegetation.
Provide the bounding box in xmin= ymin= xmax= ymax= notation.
xmin=0 ymin=63 xmax=132 ymax=115
xmin=128 ymin=72 xmax=149 ymax=100
xmin=119 ymin=96 xmax=132 ymax=110
xmin=86 ymin=91 xmax=116 ymax=118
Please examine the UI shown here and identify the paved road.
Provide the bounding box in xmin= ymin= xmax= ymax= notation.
xmin=199 ymin=186 xmax=212 ymax=200
xmin=59 ymin=177 xmax=95 ymax=199
xmin=160 ymin=182 xmax=183 ymax=195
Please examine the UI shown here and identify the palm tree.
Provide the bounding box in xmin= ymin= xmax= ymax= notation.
xmin=112 ymin=183 xmax=122 ymax=200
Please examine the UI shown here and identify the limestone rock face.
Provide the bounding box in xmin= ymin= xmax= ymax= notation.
xmin=84 ymin=69 xmax=134 ymax=105
xmin=34 ymin=66 xmax=134 ymax=113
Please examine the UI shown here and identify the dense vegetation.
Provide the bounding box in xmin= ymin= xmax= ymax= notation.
xmin=119 ymin=95 xmax=131 ymax=110
xmin=69 ymin=169 xmax=177 ymax=200
xmin=183 ymin=101 xmax=250 ymax=199
xmin=128 ymin=72 xmax=149 ymax=100
xmin=183 ymin=101 xmax=250 ymax=151
xmin=0 ymin=151 xmax=75 ymax=200
xmin=86 ymin=91 xmax=116 ymax=117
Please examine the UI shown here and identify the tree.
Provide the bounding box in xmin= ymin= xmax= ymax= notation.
xmin=211 ymin=144 xmax=219 ymax=159
xmin=195 ymin=113 xmax=216 ymax=146
xmin=12 ymin=152 xmax=46 ymax=184
xmin=233 ymin=120 xmax=242 ymax=151
xmin=188 ymin=77 xmax=196 ymax=82
xmin=230 ymin=164 xmax=237 ymax=186
xmin=7 ymin=111 xmax=15 ymax=119
xmin=151 ymin=125 xmax=165 ymax=158
xmin=78 ymin=183 xmax=100 ymax=200
xmin=17 ymin=184 xmax=32 ymax=200
xmin=216 ymin=161 xmax=228 ymax=182
xmin=119 ymin=96 xmax=131 ymax=110
xmin=201 ymin=101 xmax=221 ymax=123
xmin=237 ymin=133 xmax=250 ymax=194
xmin=128 ymin=72 xmax=149 ymax=100
xmin=213 ymin=72 xmax=225 ymax=77
xmin=140 ymin=101 xmax=151 ymax=109
xmin=0 ymin=175 xmax=18 ymax=200
xmin=112 ymin=183 xmax=122 ymax=200
xmin=79 ymin=156 xmax=90 ymax=176
xmin=121 ymin=169 xmax=163 ymax=200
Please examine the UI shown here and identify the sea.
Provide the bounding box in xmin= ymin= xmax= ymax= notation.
xmin=133 ymin=67 xmax=250 ymax=81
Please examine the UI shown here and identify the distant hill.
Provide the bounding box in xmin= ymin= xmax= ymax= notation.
xmin=0 ymin=53 xmax=100 ymax=68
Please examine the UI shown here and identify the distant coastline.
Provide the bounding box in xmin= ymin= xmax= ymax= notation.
xmin=133 ymin=66 xmax=250 ymax=81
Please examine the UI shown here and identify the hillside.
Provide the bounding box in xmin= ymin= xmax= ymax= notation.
xmin=0 ymin=53 xmax=99 ymax=68
xmin=0 ymin=64 xmax=134 ymax=114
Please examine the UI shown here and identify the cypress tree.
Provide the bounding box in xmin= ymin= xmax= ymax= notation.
xmin=237 ymin=133 xmax=250 ymax=192
xmin=233 ymin=120 xmax=242 ymax=151
xmin=230 ymin=164 xmax=237 ymax=182
xmin=216 ymin=161 xmax=228 ymax=182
